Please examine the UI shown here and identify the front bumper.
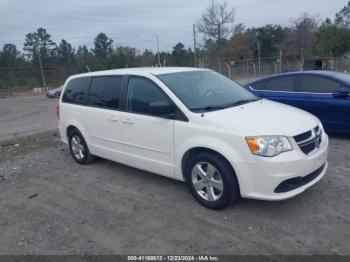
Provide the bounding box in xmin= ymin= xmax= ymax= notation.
xmin=236 ymin=133 xmax=329 ymax=201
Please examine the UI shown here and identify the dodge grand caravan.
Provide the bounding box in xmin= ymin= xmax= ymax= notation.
xmin=58 ymin=67 xmax=328 ymax=209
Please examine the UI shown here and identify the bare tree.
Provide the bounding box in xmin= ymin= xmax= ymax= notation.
xmin=197 ymin=0 xmax=234 ymax=42
xmin=197 ymin=0 xmax=234 ymax=71
xmin=281 ymin=13 xmax=319 ymax=66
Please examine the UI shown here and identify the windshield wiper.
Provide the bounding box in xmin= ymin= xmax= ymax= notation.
xmin=191 ymin=105 xmax=227 ymax=112
xmin=191 ymin=98 xmax=260 ymax=112
xmin=221 ymin=98 xmax=261 ymax=108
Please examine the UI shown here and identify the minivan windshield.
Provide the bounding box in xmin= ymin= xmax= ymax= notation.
xmin=157 ymin=70 xmax=258 ymax=112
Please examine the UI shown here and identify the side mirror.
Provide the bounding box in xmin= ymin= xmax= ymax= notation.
xmin=149 ymin=101 xmax=175 ymax=118
xmin=333 ymin=87 xmax=349 ymax=98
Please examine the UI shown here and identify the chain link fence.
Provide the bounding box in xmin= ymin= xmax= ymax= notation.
xmin=1 ymin=56 xmax=350 ymax=96
xmin=203 ymin=56 xmax=350 ymax=85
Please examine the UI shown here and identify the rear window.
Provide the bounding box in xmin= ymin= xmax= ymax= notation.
xmin=301 ymin=76 xmax=341 ymax=93
xmin=62 ymin=77 xmax=90 ymax=105
xmin=89 ymin=76 xmax=122 ymax=109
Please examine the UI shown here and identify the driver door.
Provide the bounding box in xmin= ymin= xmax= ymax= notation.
xmin=118 ymin=76 xmax=175 ymax=177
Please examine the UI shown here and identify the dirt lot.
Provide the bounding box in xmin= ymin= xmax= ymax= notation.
xmin=0 ymin=96 xmax=57 ymax=141
xmin=0 ymin=130 xmax=349 ymax=255
xmin=0 ymin=96 xmax=349 ymax=255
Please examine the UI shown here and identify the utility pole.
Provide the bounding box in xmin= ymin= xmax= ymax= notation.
xmin=156 ymin=35 xmax=161 ymax=66
xmin=257 ymin=40 xmax=261 ymax=76
xmin=193 ymin=24 xmax=197 ymax=67
xmin=35 ymin=46 xmax=46 ymax=87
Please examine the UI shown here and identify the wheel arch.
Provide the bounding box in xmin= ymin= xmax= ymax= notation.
xmin=181 ymin=147 xmax=237 ymax=179
xmin=67 ymin=125 xmax=78 ymax=137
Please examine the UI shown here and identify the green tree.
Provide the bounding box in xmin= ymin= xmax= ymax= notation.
xmin=75 ymin=45 xmax=93 ymax=72
xmin=225 ymin=24 xmax=253 ymax=60
xmin=76 ymin=45 xmax=90 ymax=61
xmin=313 ymin=20 xmax=350 ymax=57
xmin=57 ymin=40 xmax=74 ymax=62
xmin=172 ymin=42 xmax=192 ymax=66
xmin=247 ymin=25 xmax=287 ymax=58
xmin=0 ymin=43 xmax=20 ymax=67
xmin=23 ymin=27 xmax=56 ymax=63
xmin=57 ymin=39 xmax=75 ymax=73
xmin=108 ymin=46 xmax=138 ymax=68
xmin=335 ymin=1 xmax=350 ymax=28
xmin=92 ymin=33 xmax=113 ymax=59
xmin=23 ymin=28 xmax=56 ymax=86
xmin=139 ymin=49 xmax=155 ymax=66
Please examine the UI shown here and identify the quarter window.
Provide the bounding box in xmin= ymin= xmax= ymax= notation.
xmin=301 ymin=76 xmax=341 ymax=93
xmin=251 ymin=81 xmax=267 ymax=91
xmin=62 ymin=77 xmax=90 ymax=105
xmin=264 ymin=77 xmax=295 ymax=92
xmin=89 ymin=76 xmax=122 ymax=109
xmin=127 ymin=77 xmax=171 ymax=115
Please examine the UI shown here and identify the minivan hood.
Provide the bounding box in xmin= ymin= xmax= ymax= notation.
xmin=202 ymin=99 xmax=319 ymax=137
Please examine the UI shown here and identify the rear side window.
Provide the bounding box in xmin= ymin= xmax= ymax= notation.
xmin=126 ymin=77 xmax=170 ymax=115
xmin=264 ymin=76 xmax=295 ymax=92
xmin=89 ymin=76 xmax=122 ymax=109
xmin=62 ymin=77 xmax=90 ymax=104
xmin=301 ymin=76 xmax=341 ymax=93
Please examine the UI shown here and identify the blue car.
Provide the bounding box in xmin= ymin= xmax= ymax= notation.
xmin=244 ymin=71 xmax=350 ymax=134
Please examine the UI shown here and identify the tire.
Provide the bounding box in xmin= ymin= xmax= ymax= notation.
xmin=185 ymin=152 xmax=240 ymax=209
xmin=68 ymin=129 xmax=96 ymax=165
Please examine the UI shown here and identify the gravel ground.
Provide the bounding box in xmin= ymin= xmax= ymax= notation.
xmin=0 ymin=96 xmax=57 ymax=141
xmin=0 ymin=132 xmax=349 ymax=255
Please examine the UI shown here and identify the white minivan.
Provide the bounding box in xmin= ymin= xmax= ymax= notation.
xmin=58 ymin=67 xmax=328 ymax=209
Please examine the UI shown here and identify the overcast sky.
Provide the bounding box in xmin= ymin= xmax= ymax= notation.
xmin=0 ymin=0 xmax=348 ymax=53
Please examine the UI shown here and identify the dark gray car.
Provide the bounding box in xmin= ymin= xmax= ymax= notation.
xmin=46 ymin=86 xmax=63 ymax=98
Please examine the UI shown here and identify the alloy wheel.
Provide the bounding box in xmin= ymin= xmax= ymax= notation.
xmin=191 ymin=161 xmax=224 ymax=201
xmin=71 ymin=135 xmax=85 ymax=160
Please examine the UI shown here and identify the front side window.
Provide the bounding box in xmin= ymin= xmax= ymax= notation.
xmin=157 ymin=70 xmax=257 ymax=112
xmin=301 ymin=76 xmax=341 ymax=93
xmin=251 ymin=81 xmax=267 ymax=90
xmin=127 ymin=77 xmax=171 ymax=115
xmin=62 ymin=77 xmax=90 ymax=105
xmin=89 ymin=76 xmax=122 ymax=109
xmin=264 ymin=76 xmax=295 ymax=92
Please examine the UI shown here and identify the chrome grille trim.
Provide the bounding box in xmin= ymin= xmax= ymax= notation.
xmin=294 ymin=125 xmax=322 ymax=155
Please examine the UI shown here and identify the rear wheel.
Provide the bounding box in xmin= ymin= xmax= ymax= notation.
xmin=68 ymin=129 xmax=95 ymax=165
xmin=185 ymin=152 xmax=239 ymax=209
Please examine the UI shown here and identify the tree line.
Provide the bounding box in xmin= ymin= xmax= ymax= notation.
xmin=1 ymin=1 xmax=350 ymax=88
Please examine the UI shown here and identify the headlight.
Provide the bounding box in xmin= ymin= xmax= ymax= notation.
xmin=246 ymin=136 xmax=292 ymax=157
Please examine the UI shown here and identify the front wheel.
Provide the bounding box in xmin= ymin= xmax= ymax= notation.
xmin=185 ymin=152 xmax=240 ymax=209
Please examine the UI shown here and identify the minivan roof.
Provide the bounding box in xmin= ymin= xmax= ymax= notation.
xmin=70 ymin=67 xmax=208 ymax=78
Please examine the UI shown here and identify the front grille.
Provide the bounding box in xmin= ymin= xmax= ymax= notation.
xmin=274 ymin=163 xmax=326 ymax=193
xmin=294 ymin=125 xmax=322 ymax=155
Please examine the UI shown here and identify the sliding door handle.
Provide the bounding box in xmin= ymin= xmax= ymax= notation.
xmin=122 ymin=118 xmax=133 ymax=124
xmin=107 ymin=116 xmax=118 ymax=122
